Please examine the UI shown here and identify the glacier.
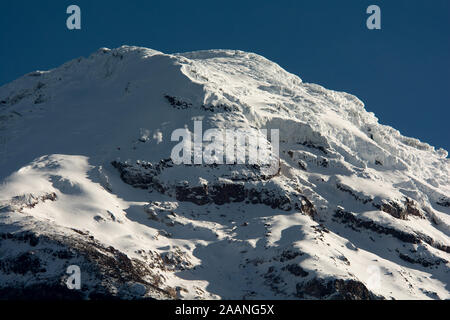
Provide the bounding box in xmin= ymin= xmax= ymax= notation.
xmin=0 ymin=46 xmax=448 ymax=299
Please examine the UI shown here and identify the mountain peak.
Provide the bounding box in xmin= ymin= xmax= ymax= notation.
xmin=0 ymin=46 xmax=448 ymax=300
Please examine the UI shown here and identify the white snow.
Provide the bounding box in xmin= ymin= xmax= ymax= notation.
xmin=0 ymin=46 xmax=448 ymax=299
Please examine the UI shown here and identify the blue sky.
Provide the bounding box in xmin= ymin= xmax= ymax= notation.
xmin=1 ymin=0 xmax=449 ymax=152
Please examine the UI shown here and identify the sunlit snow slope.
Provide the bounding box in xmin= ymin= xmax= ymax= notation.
xmin=0 ymin=46 xmax=448 ymax=299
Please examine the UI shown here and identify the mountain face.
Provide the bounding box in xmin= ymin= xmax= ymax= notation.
xmin=0 ymin=46 xmax=448 ymax=300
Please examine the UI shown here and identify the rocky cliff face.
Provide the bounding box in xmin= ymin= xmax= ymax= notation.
xmin=0 ymin=46 xmax=448 ymax=299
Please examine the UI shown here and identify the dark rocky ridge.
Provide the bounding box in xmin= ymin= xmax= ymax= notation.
xmin=0 ymin=227 xmax=177 ymax=300
xmin=112 ymin=159 xmax=317 ymax=216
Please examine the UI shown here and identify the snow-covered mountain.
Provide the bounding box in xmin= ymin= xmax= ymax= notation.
xmin=0 ymin=46 xmax=448 ymax=300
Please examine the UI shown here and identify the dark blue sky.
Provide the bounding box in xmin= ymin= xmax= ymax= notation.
xmin=1 ymin=0 xmax=449 ymax=152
